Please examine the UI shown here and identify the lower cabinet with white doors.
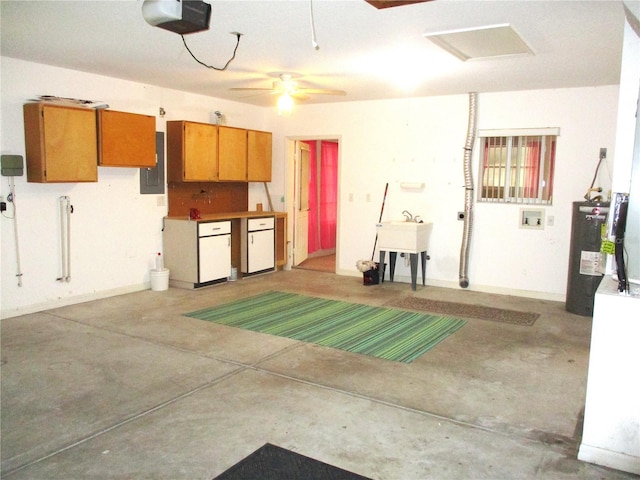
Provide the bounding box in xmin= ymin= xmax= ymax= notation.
xmin=163 ymin=218 xmax=231 ymax=289
xmin=241 ymin=216 xmax=275 ymax=275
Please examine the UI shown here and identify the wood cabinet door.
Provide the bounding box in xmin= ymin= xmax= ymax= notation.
xmin=98 ymin=110 xmax=156 ymax=167
xmin=218 ymin=126 xmax=247 ymax=181
xmin=184 ymin=122 xmax=218 ymax=181
xmin=24 ymin=103 xmax=98 ymax=183
xmin=247 ymin=130 xmax=272 ymax=182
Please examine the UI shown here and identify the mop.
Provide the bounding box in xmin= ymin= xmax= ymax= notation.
xmin=371 ymin=182 xmax=389 ymax=260
xmin=356 ymin=183 xmax=388 ymax=273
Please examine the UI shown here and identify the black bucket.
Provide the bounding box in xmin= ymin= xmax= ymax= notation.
xmin=362 ymin=263 xmax=380 ymax=286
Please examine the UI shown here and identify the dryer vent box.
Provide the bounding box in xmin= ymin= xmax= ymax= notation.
xmin=1 ymin=155 xmax=24 ymax=177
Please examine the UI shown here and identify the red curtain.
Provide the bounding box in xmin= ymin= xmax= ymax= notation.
xmin=306 ymin=141 xmax=319 ymax=253
xmin=304 ymin=141 xmax=338 ymax=254
xmin=320 ymin=141 xmax=337 ymax=250
xmin=524 ymin=139 xmax=541 ymax=198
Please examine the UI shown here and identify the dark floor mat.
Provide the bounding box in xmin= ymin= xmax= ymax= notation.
xmin=213 ymin=443 xmax=373 ymax=480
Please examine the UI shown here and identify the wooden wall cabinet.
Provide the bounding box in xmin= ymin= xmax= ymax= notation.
xmin=218 ymin=126 xmax=247 ymax=181
xmin=167 ymin=120 xmax=218 ymax=182
xmin=23 ymin=103 xmax=98 ymax=183
xmin=248 ymin=130 xmax=272 ymax=182
xmin=167 ymin=121 xmax=272 ymax=183
xmin=218 ymin=127 xmax=272 ymax=182
xmin=98 ymin=110 xmax=156 ymax=167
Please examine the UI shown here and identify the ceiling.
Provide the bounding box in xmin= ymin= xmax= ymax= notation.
xmin=0 ymin=1 xmax=629 ymax=108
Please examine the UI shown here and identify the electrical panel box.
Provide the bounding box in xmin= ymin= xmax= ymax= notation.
xmin=140 ymin=132 xmax=165 ymax=195
xmin=1 ymin=155 xmax=24 ymax=176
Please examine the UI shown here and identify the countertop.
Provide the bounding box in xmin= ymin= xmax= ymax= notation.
xmin=165 ymin=211 xmax=285 ymax=222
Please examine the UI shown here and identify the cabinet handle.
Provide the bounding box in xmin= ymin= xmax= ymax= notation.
xmin=227 ymin=237 xmax=230 ymax=247
xmin=251 ymin=234 xmax=254 ymax=244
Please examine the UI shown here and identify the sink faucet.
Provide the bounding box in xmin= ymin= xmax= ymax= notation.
xmin=402 ymin=210 xmax=413 ymax=222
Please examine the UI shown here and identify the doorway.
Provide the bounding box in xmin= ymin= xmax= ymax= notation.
xmin=288 ymin=138 xmax=339 ymax=273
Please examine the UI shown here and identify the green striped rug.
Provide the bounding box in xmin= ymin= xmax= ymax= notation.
xmin=185 ymin=291 xmax=466 ymax=363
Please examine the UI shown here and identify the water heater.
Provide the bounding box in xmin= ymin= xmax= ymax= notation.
xmin=565 ymin=201 xmax=610 ymax=316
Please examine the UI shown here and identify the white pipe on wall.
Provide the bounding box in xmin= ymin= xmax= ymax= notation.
xmin=57 ymin=196 xmax=72 ymax=283
xmin=9 ymin=177 xmax=23 ymax=287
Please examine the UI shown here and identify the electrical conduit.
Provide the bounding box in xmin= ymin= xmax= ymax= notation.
xmin=459 ymin=93 xmax=477 ymax=288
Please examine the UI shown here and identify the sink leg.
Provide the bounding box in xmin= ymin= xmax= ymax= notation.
xmin=409 ymin=253 xmax=418 ymax=291
xmin=421 ymin=251 xmax=427 ymax=286
xmin=389 ymin=252 xmax=397 ymax=282
xmin=379 ymin=251 xmax=386 ymax=283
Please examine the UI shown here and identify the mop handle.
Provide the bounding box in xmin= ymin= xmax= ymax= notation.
xmin=378 ymin=183 xmax=389 ymax=223
xmin=371 ymin=183 xmax=389 ymax=260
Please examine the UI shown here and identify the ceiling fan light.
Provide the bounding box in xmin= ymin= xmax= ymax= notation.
xmin=277 ymin=92 xmax=294 ymax=114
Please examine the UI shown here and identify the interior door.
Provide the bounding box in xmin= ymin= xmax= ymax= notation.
xmin=294 ymin=141 xmax=310 ymax=265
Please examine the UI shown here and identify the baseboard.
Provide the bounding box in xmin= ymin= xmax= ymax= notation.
xmin=578 ymin=443 xmax=640 ymax=475
xmin=1 ymin=283 xmax=150 ymax=320
xmin=335 ymin=269 xmax=564 ymax=302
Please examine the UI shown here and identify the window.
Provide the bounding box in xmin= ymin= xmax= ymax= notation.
xmin=478 ymin=128 xmax=558 ymax=204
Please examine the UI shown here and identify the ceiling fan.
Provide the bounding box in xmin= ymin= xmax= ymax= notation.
xmin=364 ymin=0 xmax=433 ymax=8
xmin=230 ymin=73 xmax=346 ymax=112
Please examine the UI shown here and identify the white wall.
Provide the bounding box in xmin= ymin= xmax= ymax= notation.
xmin=578 ymin=11 xmax=640 ymax=475
xmin=1 ymin=56 xmax=621 ymax=317
xmin=271 ymin=85 xmax=619 ymax=300
xmin=0 ymin=57 xmax=268 ymax=318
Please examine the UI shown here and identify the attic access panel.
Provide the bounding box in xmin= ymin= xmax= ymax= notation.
xmin=424 ymin=24 xmax=533 ymax=61
xmin=365 ymin=0 xmax=433 ymax=9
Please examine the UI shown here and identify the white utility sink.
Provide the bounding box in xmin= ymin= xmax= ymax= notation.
xmin=376 ymin=221 xmax=433 ymax=253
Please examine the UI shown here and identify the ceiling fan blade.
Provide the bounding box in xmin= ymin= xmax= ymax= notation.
xmin=291 ymin=93 xmax=310 ymax=101
xmin=365 ymin=0 xmax=433 ymax=9
xmin=298 ymin=88 xmax=347 ymax=96
xmin=244 ymin=93 xmax=281 ymax=99
xmin=230 ymin=87 xmax=277 ymax=92
xmin=230 ymin=72 xmax=346 ymax=100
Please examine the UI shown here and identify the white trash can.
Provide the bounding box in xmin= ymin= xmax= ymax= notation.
xmin=150 ymin=268 xmax=170 ymax=291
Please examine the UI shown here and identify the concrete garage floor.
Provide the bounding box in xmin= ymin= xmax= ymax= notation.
xmin=1 ymin=269 xmax=636 ymax=479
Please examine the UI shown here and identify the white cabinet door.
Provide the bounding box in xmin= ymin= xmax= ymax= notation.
xmin=247 ymin=229 xmax=275 ymax=273
xmin=199 ymin=234 xmax=231 ymax=283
